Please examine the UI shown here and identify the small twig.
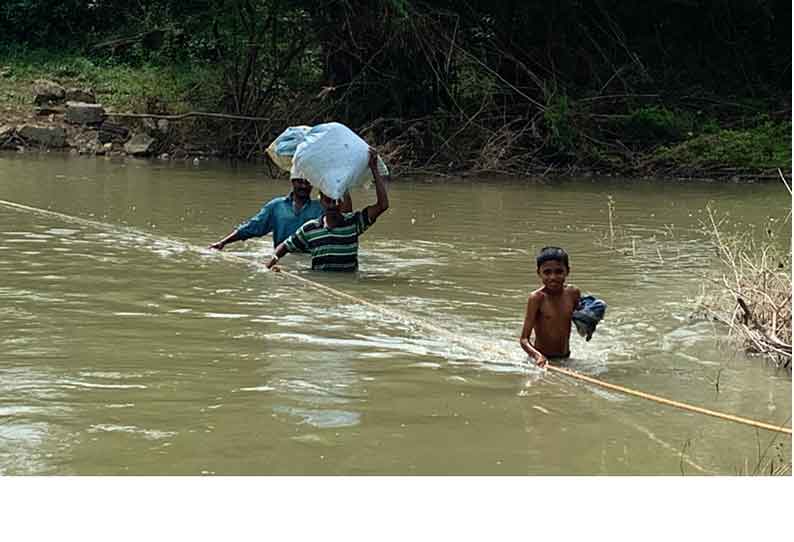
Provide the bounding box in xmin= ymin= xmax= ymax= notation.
xmin=778 ymin=168 xmax=792 ymax=195
xmin=607 ymin=195 xmax=616 ymax=249
xmin=679 ymin=438 xmax=691 ymax=476
xmin=106 ymin=111 xmax=271 ymax=122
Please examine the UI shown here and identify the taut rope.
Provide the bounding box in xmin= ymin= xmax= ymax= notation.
xmin=545 ymin=365 xmax=791 ymax=435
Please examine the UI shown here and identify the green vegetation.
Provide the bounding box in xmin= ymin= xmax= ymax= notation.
xmin=544 ymin=95 xmax=577 ymax=155
xmin=0 ymin=0 xmax=789 ymax=176
xmin=0 ymin=45 xmax=220 ymax=112
xmin=652 ymin=119 xmax=791 ymax=171
xmin=622 ymin=106 xmax=694 ymax=143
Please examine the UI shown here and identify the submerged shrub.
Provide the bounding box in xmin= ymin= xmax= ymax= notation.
xmin=698 ymin=204 xmax=791 ymax=369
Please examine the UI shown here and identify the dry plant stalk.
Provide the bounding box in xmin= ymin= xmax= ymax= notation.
xmin=699 ymin=204 xmax=792 ymax=368
xmin=607 ymin=195 xmax=616 ymax=249
xmin=735 ymin=438 xmax=791 ymax=476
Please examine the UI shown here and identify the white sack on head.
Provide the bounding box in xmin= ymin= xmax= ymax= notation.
xmin=290 ymin=122 xmax=389 ymax=200
xmin=266 ymin=125 xmax=311 ymax=171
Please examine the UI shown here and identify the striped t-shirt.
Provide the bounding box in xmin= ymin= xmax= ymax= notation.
xmin=283 ymin=210 xmax=375 ymax=271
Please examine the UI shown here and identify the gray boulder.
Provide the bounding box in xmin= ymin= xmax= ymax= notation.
xmin=18 ymin=125 xmax=67 ymax=147
xmin=65 ymin=101 xmax=106 ymax=125
xmin=98 ymin=121 xmax=130 ymax=143
xmin=124 ymin=133 xmax=156 ymax=156
xmin=32 ymin=79 xmax=65 ymax=105
xmin=65 ymin=88 xmax=96 ymax=103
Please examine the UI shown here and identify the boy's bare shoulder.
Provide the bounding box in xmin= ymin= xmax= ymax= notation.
xmin=529 ymin=287 xmax=547 ymax=300
xmin=566 ymin=286 xmax=581 ymax=305
xmin=525 ymin=288 xmax=546 ymax=312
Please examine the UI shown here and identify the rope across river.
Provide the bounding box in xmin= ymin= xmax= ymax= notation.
xmin=1 ymin=197 xmax=791 ymax=436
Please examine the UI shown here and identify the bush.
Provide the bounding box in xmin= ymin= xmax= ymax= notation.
xmin=698 ymin=204 xmax=791 ymax=368
xmin=623 ymin=106 xmax=693 ymax=143
xmin=544 ymin=94 xmax=577 ymax=154
xmin=654 ymin=119 xmax=791 ymax=169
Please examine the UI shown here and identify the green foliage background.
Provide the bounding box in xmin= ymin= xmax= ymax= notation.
xmin=0 ymin=0 xmax=790 ymax=171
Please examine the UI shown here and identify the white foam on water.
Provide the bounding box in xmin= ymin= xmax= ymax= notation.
xmin=237 ymin=385 xmax=276 ymax=392
xmin=87 ymin=424 xmax=176 ymax=440
xmin=59 ymin=379 xmax=147 ymax=390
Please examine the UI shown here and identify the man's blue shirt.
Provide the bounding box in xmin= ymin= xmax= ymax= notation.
xmin=236 ymin=193 xmax=324 ymax=248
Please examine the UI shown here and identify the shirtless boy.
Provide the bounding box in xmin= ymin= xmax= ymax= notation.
xmin=520 ymin=246 xmax=581 ymax=367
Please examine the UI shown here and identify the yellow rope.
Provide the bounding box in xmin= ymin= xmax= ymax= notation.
xmin=545 ymin=365 xmax=792 ymax=435
xmin=2 ymin=197 xmax=791 ymax=436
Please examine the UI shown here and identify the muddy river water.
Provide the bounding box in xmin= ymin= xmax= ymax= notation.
xmin=0 ymin=153 xmax=790 ymax=474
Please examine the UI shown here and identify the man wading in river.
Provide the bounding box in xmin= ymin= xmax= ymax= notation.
xmin=266 ymin=149 xmax=389 ymax=272
xmin=209 ymin=178 xmax=351 ymax=252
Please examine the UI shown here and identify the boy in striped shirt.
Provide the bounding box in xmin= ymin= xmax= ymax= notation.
xmin=265 ymin=148 xmax=390 ymax=272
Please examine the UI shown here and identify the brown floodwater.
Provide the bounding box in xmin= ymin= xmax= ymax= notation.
xmin=0 ymin=152 xmax=790 ymax=474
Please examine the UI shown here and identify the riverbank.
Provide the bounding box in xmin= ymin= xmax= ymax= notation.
xmin=1 ymin=49 xmax=790 ymax=180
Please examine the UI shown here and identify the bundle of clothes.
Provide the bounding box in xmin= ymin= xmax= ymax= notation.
xmin=572 ymin=295 xmax=607 ymax=341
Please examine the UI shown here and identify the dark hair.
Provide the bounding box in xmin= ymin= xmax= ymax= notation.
xmin=536 ymin=246 xmax=569 ymax=270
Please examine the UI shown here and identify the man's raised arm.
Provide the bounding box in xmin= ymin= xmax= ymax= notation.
xmin=364 ymin=148 xmax=389 ymax=221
